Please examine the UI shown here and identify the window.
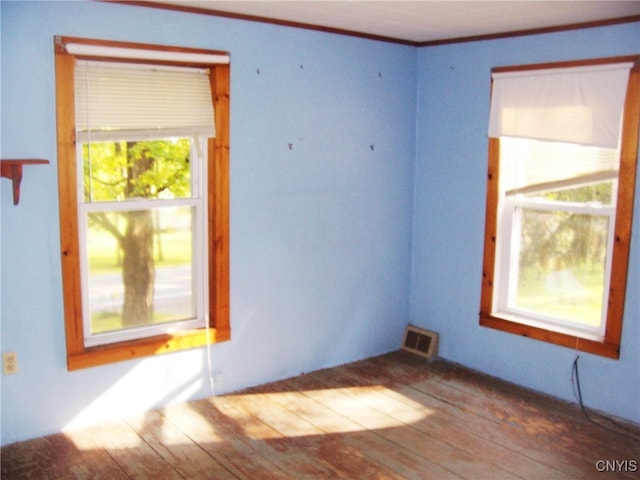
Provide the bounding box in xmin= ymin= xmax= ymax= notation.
xmin=480 ymin=57 xmax=640 ymax=359
xmin=55 ymin=37 xmax=230 ymax=370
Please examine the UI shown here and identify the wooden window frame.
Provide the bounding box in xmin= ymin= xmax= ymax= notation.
xmin=479 ymin=56 xmax=640 ymax=360
xmin=54 ymin=36 xmax=230 ymax=370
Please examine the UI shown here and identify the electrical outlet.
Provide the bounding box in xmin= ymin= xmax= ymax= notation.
xmin=3 ymin=352 xmax=18 ymax=375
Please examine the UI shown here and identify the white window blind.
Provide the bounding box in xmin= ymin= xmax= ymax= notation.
xmin=500 ymin=137 xmax=620 ymax=195
xmin=75 ymin=60 xmax=215 ymax=142
xmin=488 ymin=63 xmax=632 ymax=149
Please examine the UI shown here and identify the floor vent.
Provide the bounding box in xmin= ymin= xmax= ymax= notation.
xmin=401 ymin=325 xmax=438 ymax=359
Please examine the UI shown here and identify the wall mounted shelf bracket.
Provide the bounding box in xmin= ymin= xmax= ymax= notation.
xmin=1 ymin=159 xmax=50 ymax=205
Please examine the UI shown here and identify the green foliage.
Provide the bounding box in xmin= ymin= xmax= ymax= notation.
xmin=542 ymin=181 xmax=613 ymax=205
xmin=83 ymin=138 xmax=191 ymax=202
xmin=518 ymin=210 xmax=608 ymax=277
xmin=518 ymin=182 xmax=612 ymax=276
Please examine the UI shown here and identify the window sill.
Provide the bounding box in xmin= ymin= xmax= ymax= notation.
xmin=479 ymin=312 xmax=620 ymax=359
xmin=67 ymin=327 xmax=230 ymax=371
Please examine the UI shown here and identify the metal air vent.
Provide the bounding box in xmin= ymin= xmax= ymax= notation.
xmin=401 ymin=325 xmax=438 ymax=359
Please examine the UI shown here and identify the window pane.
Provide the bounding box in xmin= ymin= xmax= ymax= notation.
xmin=510 ymin=208 xmax=609 ymax=329
xmin=82 ymin=139 xmax=192 ymax=202
xmin=87 ymin=206 xmax=196 ymax=334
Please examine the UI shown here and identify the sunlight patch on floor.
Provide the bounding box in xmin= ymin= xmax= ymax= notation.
xmin=216 ymin=384 xmax=434 ymax=439
xmin=65 ymin=383 xmax=434 ymax=450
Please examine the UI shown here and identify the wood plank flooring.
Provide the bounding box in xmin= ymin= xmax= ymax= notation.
xmin=2 ymin=351 xmax=639 ymax=479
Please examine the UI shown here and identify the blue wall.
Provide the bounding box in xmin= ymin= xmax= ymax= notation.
xmin=411 ymin=23 xmax=640 ymax=423
xmin=1 ymin=1 xmax=638 ymax=446
xmin=0 ymin=1 xmax=416 ymax=444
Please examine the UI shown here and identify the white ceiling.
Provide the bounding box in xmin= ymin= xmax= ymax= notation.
xmin=147 ymin=1 xmax=640 ymax=43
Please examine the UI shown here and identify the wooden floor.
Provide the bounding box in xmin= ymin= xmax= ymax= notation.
xmin=2 ymin=351 xmax=639 ymax=479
